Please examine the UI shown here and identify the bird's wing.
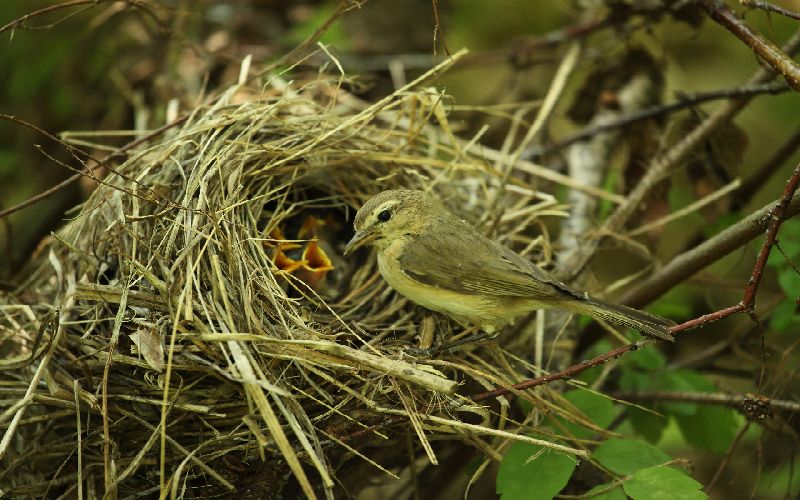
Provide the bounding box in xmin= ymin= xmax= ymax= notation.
xmin=398 ymin=219 xmax=581 ymax=300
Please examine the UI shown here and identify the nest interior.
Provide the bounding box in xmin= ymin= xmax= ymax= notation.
xmin=0 ymin=58 xmax=590 ymax=499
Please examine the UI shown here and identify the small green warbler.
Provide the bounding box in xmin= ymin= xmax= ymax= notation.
xmin=345 ymin=190 xmax=674 ymax=341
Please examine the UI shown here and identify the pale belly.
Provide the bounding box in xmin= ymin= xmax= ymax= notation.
xmin=377 ymin=250 xmax=532 ymax=333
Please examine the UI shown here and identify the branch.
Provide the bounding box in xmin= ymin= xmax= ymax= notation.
xmin=1 ymin=0 xmax=104 ymax=34
xmin=741 ymin=0 xmax=800 ymax=21
xmin=611 ymin=391 xmax=800 ymax=417
xmin=558 ymin=27 xmax=800 ymax=281
xmin=706 ymin=422 xmax=750 ymax=493
xmin=700 ymin=0 xmax=800 ymax=90
xmin=0 ymin=0 xmax=356 ymax=221
xmin=742 ymin=163 xmax=800 ymax=312
xmin=473 ymin=161 xmax=800 ymax=402
xmin=620 ymin=191 xmax=800 ymax=308
xmin=0 ymin=114 xmax=187 ymax=220
xmin=471 ymin=339 xmax=653 ymax=402
xmin=735 ymin=129 xmax=800 ymax=209
xmin=535 ymin=82 xmax=789 ymax=157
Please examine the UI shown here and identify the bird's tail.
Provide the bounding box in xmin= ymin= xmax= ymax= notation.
xmin=568 ymin=298 xmax=675 ymax=341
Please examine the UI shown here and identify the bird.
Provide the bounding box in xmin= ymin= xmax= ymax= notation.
xmin=344 ymin=189 xmax=674 ymax=342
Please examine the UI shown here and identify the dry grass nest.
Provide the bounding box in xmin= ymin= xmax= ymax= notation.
xmin=1 ymin=54 xmax=595 ymax=498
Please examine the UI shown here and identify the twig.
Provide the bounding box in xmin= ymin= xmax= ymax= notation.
xmin=473 ymin=161 xmax=800 ymax=402
xmin=471 ymin=339 xmax=652 ymax=402
xmin=735 ymin=129 xmax=800 ymax=210
xmin=460 ymin=1 xmax=690 ymax=68
xmin=741 ymin=0 xmax=800 ymax=23
xmin=707 ymin=422 xmax=750 ymax=493
xmin=610 ymin=391 xmax=800 ymax=415
xmin=430 ymin=0 xmax=451 ymax=58
xmin=558 ymin=27 xmax=800 ymax=281
xmin=700 ymin=0 xmax=800 ymax=90
xmin=620 ymin=192 xmax=800 ymax=308
xmin=0 ymin=0 xmax=355 ymax=221
xmin=535 ymin=82 xmax=789 ymax=157
xmin=743 ymin=163 xmax=800 ymax=313
xmin=1 ymin=0 xmax=106 ymax=34
xmin=0 ymin=114 xmax=187 ymax=220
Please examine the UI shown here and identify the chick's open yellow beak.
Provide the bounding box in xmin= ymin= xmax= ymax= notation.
xmin=344 ymin=230 xmax=376 ymax=256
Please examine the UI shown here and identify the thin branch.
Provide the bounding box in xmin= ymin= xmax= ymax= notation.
xmin=742 ymin=162 xmax=800 ymax=312
xmin=735 ymin=129 xmax=800 ymax=210
xmin=471 ymin=339 xmax=653 ymax=402
xmin=0 ymin=114 xmax=187 ymax=220
xmin=473 ymin=161 xmax=800 ymax=402
xmin=460 ymin=0 xmax=691 ymax=68
xmin=620 ymin=193 xmax=800 ymax=309
xmin=0 ymin=0 xmax=156 ymax=35
xmin=742 ymin=0 xmax=800 ymax=23
xmin=700 ymin=0 xmax=800 ymax=90
xmin=0 ymin=0 xmax=356 ymax=221
xmin=430 ymin=0 xmax=451 ymax=58
xmin=1 ymin=0 xmax=102 ymax=34
xmin=535 ymin=82 xmax=789 ymax=157
xmin=611 ymin=391 xmax=800 ymax=415
xmin=707 ymin=422 xmax=750 ymax=493
xmin=558 ymin=27 xmax=800 ymax=281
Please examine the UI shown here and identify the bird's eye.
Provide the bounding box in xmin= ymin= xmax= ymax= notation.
xmin=377 ymin=209 xmax=392 ymax=222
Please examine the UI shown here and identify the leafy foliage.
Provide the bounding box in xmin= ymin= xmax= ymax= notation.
xmin=620 ymin=363 xmax=740 ymax=453
xmin=592 ymin=438 xmax=672 ymax=475
xmin=559 ymin=389 xmax=617 ymax=439
xmin=496 ymin=443 xmax=577 ymax=500
xmin=769 ymin=218 xmax=800 ymax=331
xmin=622 ymin=466 xmax=706 ymax=500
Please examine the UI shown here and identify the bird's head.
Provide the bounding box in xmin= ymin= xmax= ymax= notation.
xmin=344 ymin=190 xmax=436 ymax=255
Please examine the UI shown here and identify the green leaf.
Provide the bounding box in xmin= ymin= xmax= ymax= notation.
xmin=777 ymin=219 xmax=800 ymax=260
xmin=561 ymin=389 xmax=616 ymax=439
xmin=628 ymin=406 xmax=667 ymax=443
xmin=778 ymin=269 xmax=800 ymax=297
xmin=770 ymin=299 xmax=800 ymax=332
xmin=675 ymin=405 xmax=739 ymax=454
xmin=624 ymin=345 xmax=666 ymax=371
xmin=619 ymin=369 xmax=656 ymax=393
xmin=767 ymin=250 xmax=785 ymax=268
xmin=647 ymin=287 xmax=695 ymax=320
xmin=781 ymin=238 xmax=800 ymax=260
xmin=623 ymin=465 xmax=706 ymax=500
xmin=593 ymin=438 xmax=672 ymax=475
xmin=516 ymin=397 xmax=535 ymax=416
xmin=656 ymin=370 xmax=715 ymax=416
xmin=496 ymin=443 xmax=577 ymax=500
xmin=585 ymin=482 xmax=627 ymax=500
xmin=656 ymin=375 xmax=699 ymax=416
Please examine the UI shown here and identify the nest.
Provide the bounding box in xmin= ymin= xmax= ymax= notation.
xmin=0 ymin=53 xmax=587 ymax=498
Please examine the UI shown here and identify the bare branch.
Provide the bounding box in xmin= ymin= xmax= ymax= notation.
xmin=701 ymin=0 xmax=800 ymax=90
xmin=473 ymin=161 xmax=800 ymax=402
xmin=559 ymin=28 xmax=800 ymax=281
xmin=612 ymin=391 xmax=800 ymax=415
xmin=741 ymin=0 xmax=800 ymax=21
xmin=620 ymin=195 xmax=800 ymax=308
xmin=535 ymin=82 xmax=789 ymax=157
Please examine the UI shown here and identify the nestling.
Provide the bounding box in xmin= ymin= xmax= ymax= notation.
xmin=344 ymin=190 xmax=674 ymax=341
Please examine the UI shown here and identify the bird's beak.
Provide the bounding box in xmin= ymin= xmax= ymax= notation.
xmin=344 ymin=230 xmax=376 ymax=256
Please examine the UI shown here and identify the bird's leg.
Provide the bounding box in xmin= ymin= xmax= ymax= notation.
xmin=406 ymin=326 xmax=496 ymax=357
